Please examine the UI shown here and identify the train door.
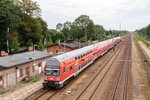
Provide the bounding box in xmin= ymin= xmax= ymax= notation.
xmin=75 ymin=62 xmax=79 ymax=72
xmin=7 ymin=72 xmax=15 ymax=87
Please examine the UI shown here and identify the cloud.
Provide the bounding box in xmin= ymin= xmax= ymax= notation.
xmin=33 ymin=0 xmax=150 ymax=31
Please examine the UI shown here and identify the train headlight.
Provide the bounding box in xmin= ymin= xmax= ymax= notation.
xmin=56 ymin=77 xmax=60 ymax=81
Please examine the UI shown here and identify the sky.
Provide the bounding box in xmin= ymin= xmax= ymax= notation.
xmin=33 ymin=0 xmax=150 ymax=31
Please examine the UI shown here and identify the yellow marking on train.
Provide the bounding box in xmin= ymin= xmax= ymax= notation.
xmin=65 ymin=56 xmax=87 ymax=67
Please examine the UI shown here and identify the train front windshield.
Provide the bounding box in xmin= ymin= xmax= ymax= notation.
xmin=46 ymin=66 xmax=60 ymax=76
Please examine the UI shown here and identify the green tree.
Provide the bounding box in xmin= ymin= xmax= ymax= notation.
xmin=145 ymin=24 xmax=150 ymax=39
xmin=56 ymin=23 xmax=63 ymax=32
xmin=95 ymin=25 xmax=105 ymax=40
xmin=18 ymin=14 xmax=43 ymax=46
xmin=61 ymin=21 xmax=71 ymax=39
xmin=37 ymin=40 xmax=44 ymax=51
xmin=36 ymin=17 xmax=48 ymax=38
xmin=16 ymin=0 xmax=41 ymax=17
xmin=0 ymin=0 xmax=21 ymax=51
xmin=47 ymin=29 xmax=57 ymax=43
xmin=87 ymin=20 xmax=96 ymax=41
xmin=99 ymin=34 xmax=107 ymax=41
xmin=74 ymin=15 xmax=91 ymax=43
xmin=56 ymin=32 xmax=65 ymax=42
xmin=26 ymin=39 xmax=33 ymax=47
xmin=47 ymin=29 xmax=65 ymax=44
xmin=70 ymin=22 xmax=84 ymax=42
xmin=9 ymin=38 xmax=20 ymax=53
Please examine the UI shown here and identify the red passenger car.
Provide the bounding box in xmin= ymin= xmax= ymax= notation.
xmin=43 ymin=37 xmax=122 ymax=88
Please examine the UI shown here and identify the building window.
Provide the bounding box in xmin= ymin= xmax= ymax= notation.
xmin=33 ymin=66 xmax=34 ymax=72
xmin=70 ymin=65 xmax=72 ymax=70
xmin=17 ymin=68 xmax=23 ymax=77
xmin=20 ymin=69 xmax=23 ymax=77
xmin=63 ymin=67 xmax=66 ymax=73
xmin=0 ymin=76 xmax=2 ymax=88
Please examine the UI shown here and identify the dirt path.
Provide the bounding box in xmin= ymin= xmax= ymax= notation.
xmin=131 ymin=35 xmax=146 ymax=100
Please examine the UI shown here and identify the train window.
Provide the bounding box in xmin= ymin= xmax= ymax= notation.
xmin=46 ymin=69 xmax=59 ymax=76
xmin=63 ymin=67 xmax=66 ymax=73
xmin=70 ymin=65 xmax=72 ymax=70
xmin=75 ymin=57 xmax=77 ymax=60
xmin=80 ymin=56 xmax=81 ymax=59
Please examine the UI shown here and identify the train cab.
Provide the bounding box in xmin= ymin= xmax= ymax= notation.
xmin=43 ymin=58 xmax=62 ymax=88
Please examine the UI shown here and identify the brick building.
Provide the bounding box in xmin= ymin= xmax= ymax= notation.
xmin=47 ymin=40 xmax=84 ymax=55
xmin=0 ymin=51 xmax=52 ymax=90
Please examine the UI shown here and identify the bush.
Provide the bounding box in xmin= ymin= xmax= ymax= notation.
xmin=134 ymin=34 xmax=149 ymax=47
xmin=22 ymin=77 xmax=40 ymax=83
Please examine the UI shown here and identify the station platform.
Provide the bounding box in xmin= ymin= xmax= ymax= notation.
xmin=0 ymin=77 xmax=43 ymax=100
xmin=139 ymin=41 xmax=150 ymax=59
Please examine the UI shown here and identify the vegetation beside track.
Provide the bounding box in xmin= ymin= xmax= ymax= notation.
xmin=134 ymin=34 xmax=149 ymax=47
xmin=22 ymin=77 xmax=40 ymax=83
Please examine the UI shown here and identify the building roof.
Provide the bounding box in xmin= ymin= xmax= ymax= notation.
xmin=47 ymin=40 xmax=84 ymax=49
xmin=0 ymin=51 xmax=52 ymax=69
xmin=61 ymin=40 xmax=84 ymax=48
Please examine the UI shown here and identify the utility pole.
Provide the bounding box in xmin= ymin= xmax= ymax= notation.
xmin=120 ymin=22 xmax=122 ymax=31
xmin=33 ymin=44 xmax=37 ymax=79
xmin=7 ymin=27 xmax=10 ymax=54
xmin=144 ymin=27 xmax=147 ymax=40
xmin=44 ymin=38 xmax=46 ymax=45
xmin=111 ymin=29 xmax=114 ymax=50
xmin=119 ymin=22 xmax=122 ymax=36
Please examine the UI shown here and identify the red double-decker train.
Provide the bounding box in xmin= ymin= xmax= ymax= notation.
xmin=43 ymin=37 xmax=122 ymax=88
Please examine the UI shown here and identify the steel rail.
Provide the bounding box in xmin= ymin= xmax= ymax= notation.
xmin=75 ymin=38 xmax=126 ymax=100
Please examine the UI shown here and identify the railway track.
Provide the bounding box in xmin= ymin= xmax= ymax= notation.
xmin=109 ymin=36 xmax=131 ymax=100
xmin=75 ymin=35 xmax=131 ymax=100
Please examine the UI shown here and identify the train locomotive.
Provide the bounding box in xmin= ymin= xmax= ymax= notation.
xmin=43 ymin=37 xmax=122 ymax=88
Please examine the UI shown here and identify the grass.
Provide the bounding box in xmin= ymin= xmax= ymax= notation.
xmin=139 ymin=66 xmax=150 ymax=100
xmin=0 ymin=90 xmax=9 ymax=94
xmin=22 ymin=77 xmax=40 ymax=83
xmin=134 ymin=34 xmax=149 ymax=47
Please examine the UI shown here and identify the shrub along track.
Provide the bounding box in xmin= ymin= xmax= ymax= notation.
xmin=26 ymin=37 xmax=124 ymax=100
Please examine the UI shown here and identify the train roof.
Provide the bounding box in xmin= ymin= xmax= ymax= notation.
xmin=50 ymin=37 xmax=121 ymax=62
